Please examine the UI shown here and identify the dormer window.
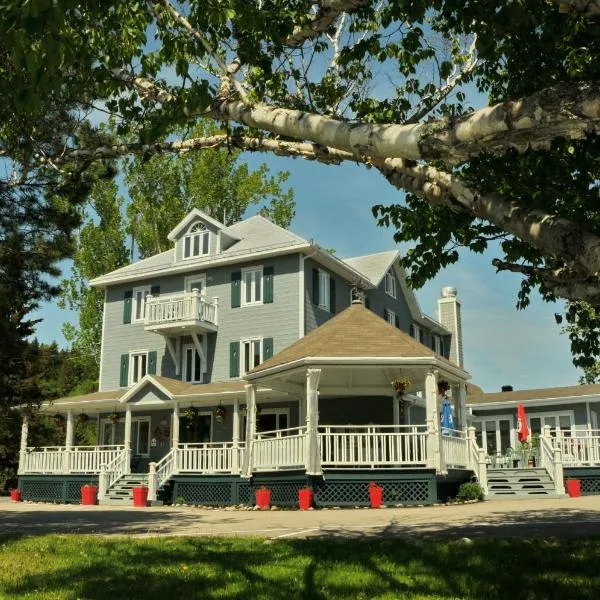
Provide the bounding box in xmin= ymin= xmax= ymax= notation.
xmin=183 ymin=222 xmax=209 ymax=259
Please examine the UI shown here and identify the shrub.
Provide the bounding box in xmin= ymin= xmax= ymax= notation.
xmin=456 ymin=482 xmax=485 ymax=502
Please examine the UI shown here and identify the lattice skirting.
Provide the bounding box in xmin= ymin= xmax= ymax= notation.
xmin=313 ymin=470 xmax=437 ymax=506
xmin=18 ymin=475 xmax=99 ymax=503
xmin=171 ymin=476 xmax=251 ymax=506
xmin=564 ymin=468 xmax=600 ymax=496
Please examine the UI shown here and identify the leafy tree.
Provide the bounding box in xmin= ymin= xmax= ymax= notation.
xmin=3 ymin=1 xmax=600 ymax=374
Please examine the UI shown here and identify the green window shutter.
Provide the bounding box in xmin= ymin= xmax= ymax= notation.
xmin=263 ymin=266 xmax=274 ymax=304
xmin=231 ymin=271 xmax=241 ymax=308
xmin=395 ymin=314 xmax=401 ymax=329
xmin=123 ymin=290 xmax=133 ymax=324
xmin=263 ymin=337 xmax=274 ymax=361
xmin=148 ymin=351 xmax=157 ymax=375
xmin=312 ymin=269 xmax=319 ymax=304
xmin=120 ymin=354 xmax=129 ymax=387
xmin=409 ymin=324 xmax=415 ymax=337
xmin=229 ymin=341 xmax=240 ymax=378
xmin=383 ymin=308 xmax=389 ymax=322
xmin=150 ymin=285 xmax=160 ymax=297
xmin=329 ymin=277 xmax=336 ymax=313
xmin=365 ymin=296 xmax=370 ymax=309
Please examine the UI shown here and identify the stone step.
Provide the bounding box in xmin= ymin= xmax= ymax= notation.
xmin=488 ymin=482 xmax=556 ymax=492
xmin=488 ymin=468 xmax=548 ymax=477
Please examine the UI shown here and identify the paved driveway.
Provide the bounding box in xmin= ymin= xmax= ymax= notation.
xmin=1 ymin=496 xmax=599 ymax=539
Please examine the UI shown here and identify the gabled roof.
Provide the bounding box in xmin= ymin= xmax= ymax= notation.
xmin=166 ymin=208 xmax=240 ymax=242
xmin=247 ymin=301 xmax=467 ymax=377
xmin=467 ymin=383 xmax=600 ymax=406
xmin=342 ymin=250 xmax=399 ymax=286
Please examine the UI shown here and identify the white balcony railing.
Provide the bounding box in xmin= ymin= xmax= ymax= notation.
xmin=176 ymin=442 xmax=244 ymax=474
xmin=441 ymin=429 xmax=470 ymax=469
xmin=145 ymin=290 xmax=218 ymax=328
xmin=552 ymin=429 xmax=600 ymax=466
xmin=319 ymin=425 xmax=428 ymax=468
xmin=19 ymin=445 xmax=124 ymax=474
xmin=252 ymin=427 xmax=307 ymax=471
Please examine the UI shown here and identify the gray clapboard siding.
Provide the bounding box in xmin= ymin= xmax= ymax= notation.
xmin=364 ymin=269 xmax=412 ymax=334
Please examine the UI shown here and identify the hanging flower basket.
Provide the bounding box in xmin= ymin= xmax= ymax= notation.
xmin=438 ymin=380 xmax=450 ymax=396
xmin=215 ymin=406 xmax=227 ymax=423
xmin=183 ymin=407 xmax=199 ymax=421
xmin=108 ymin=412 xmax=120 ymax=424
xmin=391 ymin=377 xmax=411 ymax=396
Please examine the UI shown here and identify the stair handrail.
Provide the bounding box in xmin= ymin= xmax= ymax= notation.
xmin=154 ymin=448 xmax=177 ymax=489
xmin=467 ymin=426 xmax=488 ymax=494
xmin=105 ymin=449 xmax=129 ymax=492
xmin=540 ymin=425 xmax=564 ymax=494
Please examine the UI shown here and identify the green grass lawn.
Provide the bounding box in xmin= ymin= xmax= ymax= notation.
xmin=1 ymin=534 xmax=599 ymax=600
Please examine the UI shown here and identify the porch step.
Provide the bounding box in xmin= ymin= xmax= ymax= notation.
xmin=486 ymin=468 xmax=565 ymax=499
xmin=101 ymin=474 xmax=149 ymax=505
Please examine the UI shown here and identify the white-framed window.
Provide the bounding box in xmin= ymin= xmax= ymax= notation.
xmin=242 ymin=266 xmax=263 ymax=305
xmin=243 ymin=408 xmax=290 ymax=438
xmin=384 ymin=271 xmax=397 ymax=298
xmin=241 ymin=338 xmax=263 ymax=375
xmin=183 ymin=344 xmax=203 ymax=383
xmin=529 ymin=411 xmax=574 ymax=437
xmin=411 ymin=323 xmax=423 ymax=343
xmin=132 ymin=286 xmax=150 ymax=323
xmin=385 ymin=309 xmax=396 ymax=326
xmin=319 ymin=269 xmax=330 ymax=310
xmin=100 ymin=418 xmax=150 ymax=457
xmin=431 ymin=335 xmax=443 ymax=354
xmin=129 ymin=351 xmax=149 ymax=385
xmin=472 ymin=415 xmax=514 ymax=456
xmin=184 ymin=274 xmax=207 ymax=295
xmin=183 ymin=222 xmax=210 ymax=259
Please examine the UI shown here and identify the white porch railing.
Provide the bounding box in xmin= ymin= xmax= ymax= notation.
xmin=155 ymin=449 xmax=176 ymax=489
xmin=252 ymin=427 xmax=307 ymax=471
xmin=19 ymin=446 xmax=124 ymax=474
xmin=440 ymin=429 xmax=469 ymax=469
xmin=145 ymin=291 xmax=218 ymax=327
xmin=177 ymin=442 xmax=244 ymax=474
xmin=553 ymin=429 xmax=600 ymax=466
xmin=103 ymin=449 xmax=129 ymax=492
xmin=319 ymin=425 xmax=428 ymax=468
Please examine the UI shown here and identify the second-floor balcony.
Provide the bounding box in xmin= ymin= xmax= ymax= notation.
xmin=144 ymin=290 xmax=218 ymax=335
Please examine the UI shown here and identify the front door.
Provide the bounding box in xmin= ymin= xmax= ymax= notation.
xmin=475 ymin=417 xmax=513 ymax=456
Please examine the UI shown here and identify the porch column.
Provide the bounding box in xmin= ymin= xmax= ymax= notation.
xmin=18 ymin=415 xmax=29 ymax=474
xmin=392 ymin=396 xmax=400 ymax=426
xmin=242 ymin=384 xmax=257 ymax=478
xmin=425 ymin=370 xmax=443 ymax=472
xmin=231 ymin=399 xmax=240 ymax=474
xmin=63 ymin=410 xmax=75 ymax=474
xmin=171 ymin=403 xmax=180 ymax=451
xmin=305 ymin=368 xmax=322 ymax=475
xmin=456 ymin=383 xmax=467 ymax=430
xmin=124 ymin=406 xmax=132 ymax=473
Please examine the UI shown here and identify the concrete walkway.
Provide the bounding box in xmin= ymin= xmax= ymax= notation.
xmin=1 ymin=496 xmax=599 ymax=539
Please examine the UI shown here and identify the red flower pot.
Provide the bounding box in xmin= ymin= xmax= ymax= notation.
xmin=255 ymin=488 xmax=271 ymax=510
xmin=369 ymin=483 xmax=383 ymax=508
xmin=566 ymin=479 xmax=581 ymax=498
xmin=132 ymin=486 xmax=149 ymax=507
xmin=298 ymin=488 xmax=313 ymax=510
xmin=10 ymin=488 xmax=21 ymax=502
xmin=80 ymin=485 xmax=97 ymax=506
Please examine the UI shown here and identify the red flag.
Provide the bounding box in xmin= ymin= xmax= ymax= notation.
xmin=517 ymin=403 xmax=529 ymax=442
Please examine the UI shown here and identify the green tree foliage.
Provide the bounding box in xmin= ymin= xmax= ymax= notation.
xmin=3 ymin=1 xmax=600 ymax=376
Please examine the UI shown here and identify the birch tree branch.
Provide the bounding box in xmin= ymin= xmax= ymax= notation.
xmin=554 ymin=0 xmax=600 ymax=16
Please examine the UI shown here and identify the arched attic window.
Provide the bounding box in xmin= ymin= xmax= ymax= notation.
xmin=183 ymin=222 xmax=210 ymax=259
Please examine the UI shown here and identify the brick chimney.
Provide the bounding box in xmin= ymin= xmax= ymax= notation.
xmin=437 ymin=287 xmax=464 ymax=368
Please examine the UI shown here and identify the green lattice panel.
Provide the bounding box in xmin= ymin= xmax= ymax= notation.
xmin=176 ymin=482 xmax=234 ymax=505
xmin=315 ymin=480 xmax=431 ymax=506
xmin=251 ymin=481 xmax=304 ymax=506
xmin=579 ymin=477 xmax=600 ymax=495
xmin=21 ymin=480 xmax=64 ymax=502
xmin=237 ymin=482 xmax=252 ymax=505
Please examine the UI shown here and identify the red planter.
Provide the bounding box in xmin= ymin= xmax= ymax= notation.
xmin=255 ymin=488 xmax=271 ymax=510
xmin=10 ymin=488 xmax=21 ymax=502
xmin=298 ymin=488 xmax=313 ymax=510
xmin=132 ymin=486 xmax=149 ymax=507
xmin=80 ymin=485 xmax=97 ymax=506
xmin=566 ymin=479 xmax=581 ymax=498
xmin=369 ymin=483 xmax=383 ymax=508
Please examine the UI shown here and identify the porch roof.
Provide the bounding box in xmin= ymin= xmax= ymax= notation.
xmin=44 ymin=389 xmax=126 ymax=407
xmin=247 ymin=302 xmax=469 ymax=380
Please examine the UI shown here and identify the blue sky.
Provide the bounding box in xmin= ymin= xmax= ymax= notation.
xmin=33 ymin=152 xmax=581 ymax=393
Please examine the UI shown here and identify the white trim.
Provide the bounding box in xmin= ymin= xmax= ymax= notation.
xmin=184 ymin=273 xmax=207 ymax=293
xmin=385 ymin=308 xmax=396 ymax=326
xmin=527 ymin=410 xmax=575 ymax=435
xmin=167 ymin=208 xmax=236 ymax=242
xmin=119 ymin=374 xmax=173 ymax=403
xmin=471 ymin=414 xmax=515 ymax=455
xmin=98 ymin=288 xmax=108 ymax=391
xmin=241 ymin=265 xmax=264 ymax=306
xmin=182 ymin=222 xmax=210 ymax=260
xmin=132 ymin=285 xmax=150 ymax=323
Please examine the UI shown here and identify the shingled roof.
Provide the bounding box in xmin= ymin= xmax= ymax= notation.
xmin=249 ymin=301 xmax=463 ymax=376
xmin=467 ymin=383 xmax=600 ymax=405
